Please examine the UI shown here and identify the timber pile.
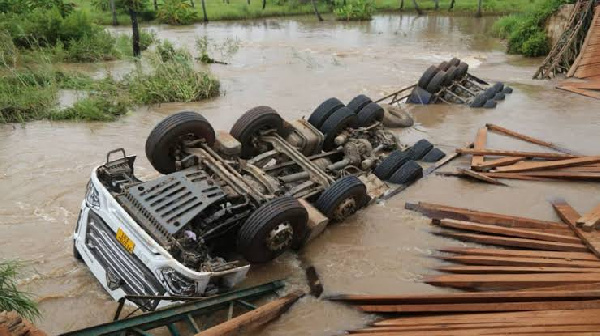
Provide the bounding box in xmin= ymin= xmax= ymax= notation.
xmin=440 ymin=123 xmax=600 ymax=185
xmin=331 ymin=200 xmax=600 ymax=335
xmin=0 ymin=311 xmax=46 ymax=336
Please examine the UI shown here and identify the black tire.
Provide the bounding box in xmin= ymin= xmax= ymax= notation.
xmin=493 ymin=92 xmax=506 ymax=101
xmin=417 ymin=66 xmax=439 ymax=89
xmin=438 ymin=61 xmax=450 ymax=71
xmin=73 ymin=243 xmax=83 ymax=261
xmin=491 ymin=82 xmax=504 ymax=93
xmin=356 ymin=102 xmax=384 ymax=127
xmin=503 ymin=86 xmax=514 ymax=94
xmin=347 ymin=94 xmax=372 ymax=114
xmin=421 ymin=147 xmax=446 ymax=162
xmin=237 ymin=196 xmax=308 ymax=263
xmin=444 ymin=66 xmax=458 ymax=86
xmin=426 ymin=71 xmax=447 ymax=94
xmin=308 ymin=97 xmax=344 ymax=129
xmin=315 ymin=176 xmax=367 ymax=222
xmin=482 ymin=88 xmax=497 ymax=100
xmin=146 ymin=111 xmax=215 ymax=174
xmin=448 ymin=57 xmax=461 ymax=67
xmin=469 ymin=92 xmax=487 ymax=108
xmin=455 ymin=62 xmax=469 ymax=78
xmin=374 ymin=149 xmax=413 ymax=180
xmin=409 ymin=139 xmax=434 ymax=160
xmin=407 ymin=87 xmax=433 ymax=105
xmin=321 ymin=107 xmax=357 ymax=151
xmin=483 ymin=99 xmax=497 ymax=109
xmin=230 ymin=106 xmax=284 ymax=159
xmin=388 ymin=160 xmax=423 ymax=185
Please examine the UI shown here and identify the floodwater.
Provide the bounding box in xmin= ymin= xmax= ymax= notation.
xmin=2 ymin=13 xmax=600 ymax=335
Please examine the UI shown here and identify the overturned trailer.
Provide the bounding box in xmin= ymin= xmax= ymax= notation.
xmin=379 ymin=57 xmax=514 ymax=109
xmin=73 ymin=98 xmax=447 ymax=309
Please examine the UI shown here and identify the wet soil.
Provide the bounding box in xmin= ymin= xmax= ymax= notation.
xmin=2 ymin=13 xmax=600 ymax=335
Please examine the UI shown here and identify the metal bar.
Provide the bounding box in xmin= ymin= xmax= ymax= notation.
xmin=236 ymin=300 xmax=257 ymax=310
xmin=61 ymin=280 xmax=285 ymax=335
xmin=131 ymin=328 xmax=152 ymax=336
xmin=167 ymin=324 xmax=180 ymax=336
xmin=227 ymin=302 xmax=234 ymax=320
xmin=114 ymin=298 xmax=127 ymax=321
xmin=374 ymin=84 xmax=416 ymax=103
xmin=184 ymin=314 xmax=200 ymax=333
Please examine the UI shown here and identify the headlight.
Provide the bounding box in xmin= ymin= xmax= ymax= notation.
xmin=158 ymin=268 xmax=195 ymax=296
xmin=86 ymin=181 xmax=100 ymax=209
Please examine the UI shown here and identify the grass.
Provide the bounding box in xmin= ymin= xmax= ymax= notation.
xmin=375 ymin=0 xmax=547 ymax=13
xmin=0 ymin=260 xmax=39 ymax=321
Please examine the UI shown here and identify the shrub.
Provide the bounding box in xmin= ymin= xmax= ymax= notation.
xmin=334 ymin=0 xmax=374 ymax=21
xmin=157 ymin=0 xmax=199 ymax=25
xmin=125 ymin=48 xmax=220 ymax=104
xmin=49 ymin=94 xmax=131 ymax=121
xmin=521 ymin=31 xmax=550 ymax=56
xmin=64 ymin=30 xmax=118 ymax=62
xmin=491 ymin=14 xmax=521 ymax=39
xmin=0 ymin=261 xmax=39 ymax=321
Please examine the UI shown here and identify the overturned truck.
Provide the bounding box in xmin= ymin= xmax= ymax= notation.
xmin=72 ymin=98 xmax=446 ymax=309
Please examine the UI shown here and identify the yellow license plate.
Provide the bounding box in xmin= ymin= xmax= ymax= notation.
xmin=116 ymin=228 xmax=135 ymax=253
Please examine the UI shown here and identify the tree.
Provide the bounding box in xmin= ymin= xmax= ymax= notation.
xmin=412 ymin=0 xmax=422 ymax=15
xmin=311 ymin=0 xmax=323 ymax=21
xmin=110 ymin=0 xmax=118 ymax=25
xmin=400 ymin=0 xmax=404 ymax=10
xmin=433 ymin=0 xmax=439 ymax=10
xmin=201 ymin=0 xmax=208 ymax=22
xmin=476 ymin=0 xmax=482 ymax=17
xmin=119 ymin=0 xmax=148 ymax=57
xmin=448 ymin=0 xmax=455 ymax=11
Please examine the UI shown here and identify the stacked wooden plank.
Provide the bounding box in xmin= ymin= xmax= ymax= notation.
xmin=332 ymin=200 xmax=600 ymax=335
xmin=443 ymin=123 xmax=600 ymax=185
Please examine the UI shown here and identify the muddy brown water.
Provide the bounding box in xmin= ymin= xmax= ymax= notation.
xmin=2 ymin=13 xmax=600 ymax=335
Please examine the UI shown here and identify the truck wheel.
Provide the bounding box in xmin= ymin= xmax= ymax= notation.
xmin=494 ymin=92 xmax=506 ymax=101
xmin=374 ymin=149 xmax=412 ymax=180
xmin=356 ymin=102 xmax=384 ymax=127
xmin=73 ymin=243 xmax=83 ymax=261
xmin=449 ymin=57 xmax=461 ymax=67
xmin=455 ymin=62 xmax=469 ymax=78
xmin=388 ymin=160 xmax=423 ymax=185
xmin=146 ymin=111 xmax=215 ymax=174
xmin=426 ymin=71 xmax=447 ymax=94
xmin=503 ymin=86 xmax=514 ymax=94
xmin=308 ymin=97 xmax=344 ymax=129
xmin=321 ymin=107 xmax=357 ymax=151
xmin=347 ymin=94 xmax=372 ymax=114
xmin=409 ymin=139 xmax=434 ymax=160
xmin=469 ymin=92 xmax=487 ymax=108
xmin=421 ymin=147 xmax=446 ymax=162
xmin=230 ymin=106 xmax=284 ymax=159
xmin=417 ymin=66 xmax=439 ymax=89
xmin=492 ymin=82 xmax=504 ymax=93
xmin=444 ymin=66 xmax=458 ymax=85
xmin=438 ymin=61 xmax=450 ymax=71
xmin=315 ymin=176 xmax=367 ymax=222
xmin=237 ymin=196 xmax=308 ymax=264
xmin=483 ymin=99 xmax=497 ymax=109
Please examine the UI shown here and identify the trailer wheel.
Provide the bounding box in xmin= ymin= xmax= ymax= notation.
xmin=409 ymin=139 xmax=434 ymax=160
xmin=503 ymin=86 xmax=514 ymax=94
xmin=230 ymin=106 xmax=284 ymax=159
xmin=469 ymin=93 xmax=487 ymax=108
xmin=347 ymin=94 xmax=372 ymax=114
xmin=321 ymin=107 xmax=357 ymax=151
xmin=315 ymin=176 xmax=367 ymax=222
xmin=426 ymin=71 xmax=447 ymax=94
xmin=238 ymin=196 xmax=308 ymax=263
xmin=492 ymin=82 xmax=505 ymax=93
xmin=146 ymin=111 xmax=215 ymax=174
xmin=455 ymin=62 xmax=469 ymax=78
xmin=494 ymin=92 xmax=506 ymax=101
xmin=449 ymin=57 xmax=461 ymax=67
xmin=438 ymin=61 xmax=450 ymax=71
xmin=374 ymin=149 xmax=412 ymax=180
xmin=389 ymin=160 xmax=423 ymax=185
xmin=483 ymin=99 xmax=497 ymax=109
xmin=417 ymin=66 xmax=439 ymax=89
xmin=356 ymin=102 xmax=384 ymax=127
xmin=308 ymin=97 xmax=344 ymax=129
xmin=421 ymin=147 xmax=446 ymax=162
xmin=444 ymin=66 xmax=458 ymax=85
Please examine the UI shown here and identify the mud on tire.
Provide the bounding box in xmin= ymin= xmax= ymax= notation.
xmin=347 ymin=94 xmax=372 ymax=114
xmin=321 ymin=107 xmax=357 ymax=151
xmin=389 ymin=160 xmax=423 ymax=185
xmin=315 ymin=176 xmax=368 ymax=222
xmin=374 ymin=149 xmax=413 ymax=180
xmin=409 ymin=139 xmax=434 ymax=160
xmin=237 ymin=196 xmax=309 ymax=263
xmin=308 ymin=97 xmax=344 ymax=129
xmin=418 ymin=66 xmax=439 ymax=89
xmin=146 ymin=111 xmax=216 ymax=174
xmin=230 ymin=106 xmax=285 ymax=159
xmin=357 ymin=102 xmax=384 ymax=127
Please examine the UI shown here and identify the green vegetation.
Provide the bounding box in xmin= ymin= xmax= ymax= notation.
xmin=492 ymin=0 xmax=573 ymax=57
xmin=0 ymin=260 xmax=39 ymax=320
xmin=334 ymin=0 xmax=374 ymax=21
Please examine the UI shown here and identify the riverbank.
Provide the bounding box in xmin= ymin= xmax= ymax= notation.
xmin=72 ymin=0 xmax=549 ymax=25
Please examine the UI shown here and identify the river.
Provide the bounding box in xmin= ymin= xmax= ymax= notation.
xmin=1 ymin=13 xmax=600 ymax=335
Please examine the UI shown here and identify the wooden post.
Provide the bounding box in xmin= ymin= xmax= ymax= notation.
xmin=110 ymin=0 xmax=118 ymax=25
xmin=400 ymin=0 xmax=404 ymax=10
xmin=476 ymin=0 xmax=482 ymax=17
xmin=201 ymin=0 xmax=208 ymax=22
xmin=129 ymin=7 xmax=141 ymax=57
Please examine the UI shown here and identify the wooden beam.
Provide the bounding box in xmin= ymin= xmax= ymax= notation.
xmin=352 ymin=324 xmax=600 ymax=335
xmin=438 ymin=254 xmax=600 ymax=268
xmin=456 ymin=148 xmax=576 ymax=159
xmin=472 ymin=157 xmax=525 ymax=170
xmin=198 ymin=291 xmax=302 ymax=336
xmin=456 ymin=168 xmax=508 ymax=186
xmin=438 ymin=247 xmax=599 ymax=261
xmin=551 ymin=199 xmax=600 ymax=258
xmin=435 ymin=219 xmax=581 ymax=244
xmin=406 ymin=202 xmax=571 ymax=232
xmin=485 ymin=171 xmax=600 ymax=181
xmin=437 ymin=266 xmax=600 ymax=274
xmin=577 ymin=203 xmax=600 ymax=232
xmin=485 ymin=123 xmax=578 ymax=155
xmin=435 ymin=230 xmax=588 ymax=252
xmin=493 ymin=157 xmax=600 ymax=173
xmin=471 ymin=128 xmax=487 ymax=168
xmin=424 ymin=273 xmax=600 ymax=290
